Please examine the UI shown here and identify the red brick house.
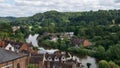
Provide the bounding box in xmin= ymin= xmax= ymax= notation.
xmin=83 ymin=40 xmax=90 ymax=47
xmin=19 ymin=43 xmax=35 ymax=54
xmin=0 ymin=48 xmax=28 ymax=68
xmin=70 ymin=38 xmax=90 ymax=47
xmin=29 ymin=54 xmax=44 ymax=68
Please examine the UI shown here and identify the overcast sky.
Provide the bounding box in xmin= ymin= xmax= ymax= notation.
xmin=0 ymin=0 xmax=120 ymax=17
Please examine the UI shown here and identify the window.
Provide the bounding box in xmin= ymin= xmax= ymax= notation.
xmin=17 ymin=63 xmax=20 ymax=68
xmin=49 ymin=57 xmax=51 ymax=60
xmin=9 ymin=47 xmax=12 ymax=51
xmin=48 ymin=57 xmax=52 ymax=61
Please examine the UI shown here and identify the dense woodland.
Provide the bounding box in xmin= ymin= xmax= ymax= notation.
xmin=1 ymin=9 xmax=120 ymax=67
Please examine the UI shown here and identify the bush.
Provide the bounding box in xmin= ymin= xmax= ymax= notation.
xmin=98 ymin=60 xmax=110 ymax=68
xmin=27 ymin=64 xmax=36 ymax=68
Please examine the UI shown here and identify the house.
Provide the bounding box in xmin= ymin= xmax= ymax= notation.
xmin=0 ymin=40 xmax=16 ymax=52
xmin=70 ymin=38 xmax=90 ymax=47
xmin=44 ymin=51 xmax=66 ymax=62
xmin=0 ymin=39 xmax=15 ymax=48
xmin=44 ymin=52 xmax=66 ymax=68
xmin=65 ymin=32 xmax=74 ymax=38
xmin=29 ymin=54 xmax=44 ymax=68
xmin=49 ymin=35 xmax=58 ymax=42
xmin=28 ymin=50 xmax=84 ymax=68
xmin=82 ymin=40 xmax=90 ymax=47
xmin=0 ymin=40 xmax=37 ymax=54
xmin=20 ymin=42 xmax=37 ymax=52
xmin=43 ymin=51 xmax=83 ymax=68
xmin=59 ymin=32 xmax=74 ymax=40
xmin=0 ymin=48 xmax=28 ymax=68
xmin=12 ymin=26 xmax=20 ymax=32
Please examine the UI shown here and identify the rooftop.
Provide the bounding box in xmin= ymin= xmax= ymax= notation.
xmin=0 ymin=48 xmax=27 ymax=64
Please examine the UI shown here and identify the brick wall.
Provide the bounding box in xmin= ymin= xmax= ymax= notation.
xmin=0 ymin=41 xmax=5 ymax=48
xmin=0 ymin=56 xmax=28 ymax=68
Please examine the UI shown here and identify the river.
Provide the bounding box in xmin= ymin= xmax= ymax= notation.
xmin=26 ymin=34 xmax=58 ymax=54
xmin=26 ymin=34 xmax=97 ymax=68
xmin=80 ymin=56 xmax=97 ymax=68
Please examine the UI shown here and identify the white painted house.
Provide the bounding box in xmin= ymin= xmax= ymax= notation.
xmin=5 ymin=43 xmax=15 ymax=52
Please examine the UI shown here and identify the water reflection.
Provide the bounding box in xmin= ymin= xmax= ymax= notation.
xmin=80 ymin=56 xmax=97 ymax=68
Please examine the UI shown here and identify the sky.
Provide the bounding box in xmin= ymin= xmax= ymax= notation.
xmin=0 ymin=0 xmax=120 ymax=17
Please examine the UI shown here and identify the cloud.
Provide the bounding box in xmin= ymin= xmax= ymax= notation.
xmin=0 ymin=0 xmax=4 ymax=2
xmin=0 ymin=0 xmax=120 ymax=17
xmin=115 ymin=0 xmax=120 ymax=3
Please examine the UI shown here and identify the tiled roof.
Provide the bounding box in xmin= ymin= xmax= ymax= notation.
xmin=0 ymin=48 xmax=27 ymax=63
xmin=2 ymin=40 xmax=33 ymax=49
xmin=2 ymin=40 xmax=23 ymax=48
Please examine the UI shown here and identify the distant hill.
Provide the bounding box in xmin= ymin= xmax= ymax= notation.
xmin=1 ymin=10 xmax=120 ymax=26
xmin=0 ymin=17 xmax=16 ymax=23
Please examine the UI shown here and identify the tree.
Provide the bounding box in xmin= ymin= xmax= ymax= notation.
xmin=109 ymin=61 xmax=120 ymax=68
xmin=98 ymin=60 xmax=110 ymax=68
xmin=0 ymin=22 xmax=11 ymax=32
xmin=106 ymin=44 xmax=120 ymax=64
xmin=92 ymin=46 xmax=105 ymax=59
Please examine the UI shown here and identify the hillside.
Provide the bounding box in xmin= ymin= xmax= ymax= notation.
xmin=6 ymin=10 xmax=119 ymax=26
xmin=0 ymin=17 xmax=16 ymax=23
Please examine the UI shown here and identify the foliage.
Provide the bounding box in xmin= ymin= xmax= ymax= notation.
xmin=91 ymin=46 xmax=106 ymax=60
xmin=27 ymin=64 xmax=36 ymax=68
xmin=106 ymin=44 xmax=120 ymax=64
xmin=67 ymin=47 xmax=88 ymax=56
xmin=98 ymin=60 xmax=120 ymax=68
xmin=109 ymin=61 xmax=120 ymax=68
xmin=98 ymin=60 xmax=110 ymax=68
xmin=1 ymin=10 xmax=120 ymax=66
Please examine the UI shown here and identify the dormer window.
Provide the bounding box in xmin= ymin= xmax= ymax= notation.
xmin=9 ymin=47 xmax=12 ymax=51
xmin=61 ymin=56 xmax=66 ymax=61
xmin=48 ymin=57 xmax=52 ymax=61
xmin=54 ymin=57 xmax=59 ymax=61
xmin=5 ymin=43 xmax=15 ymax=52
